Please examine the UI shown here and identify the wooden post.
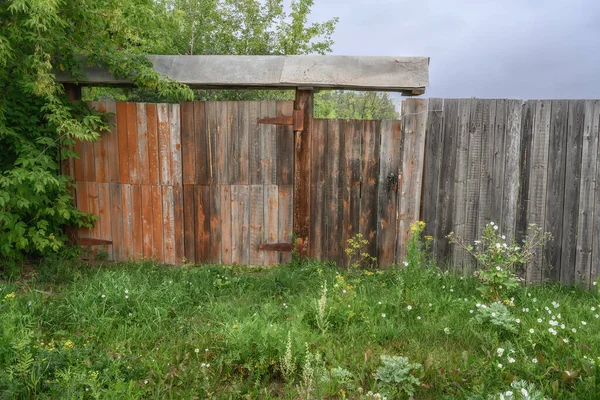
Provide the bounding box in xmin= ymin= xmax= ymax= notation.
xmin=63 ymin=83 xmax=82 ymax=245
xmin=293 ymin=89 xmax=313 ymax=256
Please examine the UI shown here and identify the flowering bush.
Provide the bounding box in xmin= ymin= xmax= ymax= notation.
xmin=448 ymin=223 xmax=551 ymax=301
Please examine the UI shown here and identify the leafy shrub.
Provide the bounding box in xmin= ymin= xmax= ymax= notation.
xmin=345 ymin=233 xmax=376 ymax=269
xmin=373 ymin=355 xmax=423 ymax=398
xmin=472 ymin=302 xmax=519 ymax=334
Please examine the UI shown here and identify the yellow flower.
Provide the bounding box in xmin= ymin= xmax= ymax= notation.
xmin=424 ymin=235 xmax=433 ymax=241
xmin=4 ymin=292 xmax=15 ymax=300
xmin=63 ymin=340 xmax=74 ymax=350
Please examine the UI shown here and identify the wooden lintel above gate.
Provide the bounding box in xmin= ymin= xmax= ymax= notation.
xmin=258 ymin=109 xmax=304 ymax=131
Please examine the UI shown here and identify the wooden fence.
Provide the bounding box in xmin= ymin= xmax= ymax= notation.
xmin=423 ymin=99 xmax=600 ymax=287
xmin=73 ymin=98 xmax=600 ymax=286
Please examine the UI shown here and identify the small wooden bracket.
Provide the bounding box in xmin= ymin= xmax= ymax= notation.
xmin=257 ymin=243 xmax=294 ymax=252
xmin=258 ymin=110 xmax=304 ymax=131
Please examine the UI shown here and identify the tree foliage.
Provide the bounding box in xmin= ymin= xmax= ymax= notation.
xmin=314 ymin=91 xmax=399 ymax=120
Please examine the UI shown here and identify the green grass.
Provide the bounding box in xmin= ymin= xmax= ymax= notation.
xmin=1 ymin=257 xmax=599 ymax=399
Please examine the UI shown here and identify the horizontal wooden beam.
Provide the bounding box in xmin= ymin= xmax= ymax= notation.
xmin=258 ymin=110 xmax=304 ymax=131
xmin=258 ymin=243 xmax=294 ymax=252
xmin=54 ymin=55 xmax=429 ymax=93
xmin=78 ymin=238 xmax=113 ymax=246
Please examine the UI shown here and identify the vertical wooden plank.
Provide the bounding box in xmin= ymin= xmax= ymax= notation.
xmin=435 ymin=99 xmax=459 ymax=261
xmin=248 ymin=102 xmax=262 ymax=185
xmin=227 ymin=102 xmax=241 ymax=184
xmin=293 ymin=90 xmax=313 ymax=254
xmin=526 ymin=100 xmax=551 ymax=283
xmin=194 ymin=102 xmax=209 ymax=184
xmin=97 ymin=182 xmax=112 ymax=259
xmin=463 ymin=99 xmax=484 ymax=273
xmin=105 ymin=102 xmax=120 ymax=183
xmin=278 ymin=185 xmax=293 ymax=264
xmin=170 ymin=104 xmax=182 ymax=187
xmin=121 ymin=184 xmax=133 ymax=260
xmin=74 ymin=140 xmax=84 ymax=182
xmin=136 ymin=103 xmax=150 ymax=185
xmin=88 ymin=183 xmax=100 ymax=240
xmin=221 ymin=185 xmax=232 ymax=264
xmin=310 ymin=119 xmax=327 ymax=259
xmin=249 ymin=185 xmax=264 ymax=265
xmin=231 ymin=185 xmax=243 ymax=264
xmin=117 ymin=102 xmax=129 ymax=184
xmin=451 ymin=99 xmax=471 ymax=270
xmin=181 ymin=102 xmax=196 ymax=185
xmin=157 ymin=104 xmax=172 ymax=185
xmin=360 ymin=120 xmax=380 ymax=260
xmin=173 ymin=185 xmax=184 ymax=264
xmin=261 ymin=101 xmax=278 ymax=185
xmin=126 ymin=103 xmax=139 ymax=185
xmin=325 ymin=119 xmax=343 ymax=263
xmin=560 ymin=100 xmax=585 ymax=285
xmin=422 ymin=99 xmax=444 ymax=242
xmin=476 ymin=100 xmax=496 ymax=241
xmin=82 ymin=138 xmax=96 ymax=183
xmin=151 ymin=185 xmax=164 ymax=262
xmin=76 ymin=182 xmax=91 ymax=237
xmin=110 ymin=183 xmax=124 ymax=260
xmin=342 ymin=120 xmax=362 ymax=267
xmin=575 ymin=100 xmax=600 ymax=287
xmin=194 ymin=185 xmax=211 ymax=263
xmin=277 ymin=101 xmax=295 ymax=186
xmin=209 ymin=184 xmax=222 ymax=263
xmin=491 ymin=100 xmax=507 ymax=227
xmin=213 ymin=102 xmax=228 ymax=184
xmin=501 ymin=100 xmax=522 ymax=241
xmin=182 ymin=185 xmax=196 ymax=263
xmin=236 ymin=103 xmax=250 ymax=185
xmin=264 ymin=185 xmax=279 ymax=265
xmin=544 ymin=100 xmax=568 ymax=282
xmin=397 ymin=99 xmax=428 ymax=261
xmin=146 ymin=104 xmax=160 ymax=185
xmin=141 ymin=185 xmax=154 ymax=260
xmin=377 ymin=120 xmax=402 ymax=266
xmin=94 ymin=102 xmax=110 ymax=182
xmin=516 ymin=101 xmax=535 ymax=245
xmin=162 ymin=186 xmax=176 ymax=264
xmin=131 ymin=184 xmax=143 ymax=261
xmin=593 ymin=116 xmax=600 ymax=285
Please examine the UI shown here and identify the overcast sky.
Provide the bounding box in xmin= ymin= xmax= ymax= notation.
xmin=308 ymin=0 xmax=600 ymax=99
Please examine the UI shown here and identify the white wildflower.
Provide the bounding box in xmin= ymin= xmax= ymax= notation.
xmin=529 ymin=328 xmax=534 ymax=334
xmin=407 ymin=305 xmax=412 ymax=310
xmin=497 ymin=348 xmax=505 ymax=357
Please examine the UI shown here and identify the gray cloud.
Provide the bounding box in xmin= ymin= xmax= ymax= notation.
xmin=309 ymin=0 xmax=600 ymax=98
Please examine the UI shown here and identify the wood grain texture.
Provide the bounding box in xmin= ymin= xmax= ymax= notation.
xmin=397 ymin=99 xmax=427 ymax=261
xmin=109 ymin=183 xmax=123 ymax=260
xmin=310 ymin=119 xmax=327 ymax=259
xmin=237 ymin=103 xmax=250 ymax=185
xmin=264 ymin=184 xmax=279 ymax=265
xmin=501 ymin=100 xmax=522 ymax=241
xmin=293 ymin=90 xmax=313 ymax=253
xmin=87 ymin=183 xmax=100 ymax=242
xmin=249 ymin=185 xmax=264 ymax=265
xmin=181 ymin=102 xmax=196 ymax=185
xmin=213 ymin=102 xmax=228 ymax=184
xmin=182 ymin=184 xmax=195 ymax=263
xmin=136 ymin=103 xmax=150 ymax=185
xmin=476 ymin=100 xmax=496 ymax=240
xmin=194 ymin=185 xmax=211 ymax=263
xmin=560 ymin=100 xmax=585 ymax=285
xmin=170 ymin=104 xmax=183 ymax=186
xmin=209 ymin=184 xmax=222 ymax=263
xmin=131 ymin=184 xmax=143 ymax=260
xmin=516 ymin=101 xmax=535 ymax=245
xmin=377 ymin=120 xmax=402 ymax=266
xmin=194 ymin=102 xmax=209 ymax=184
xmin=162 ymin=185 xmax=176 ymax=264
xmin=231 ymin=185 xmax=250 ymax=265
xmin=121 ymin=184 xmax=133 ymax=260
xmin=278 ymin=185 xmax=293 ymax=264
xmin=220 ymin=185 xmax=232 ymax=264
xmin=146 ymin=104 xmax=159 ymax=185
xmin=227 ymin=102 xmax=242 ymax=184
xmin=151 ymin=185 xmax=164 ymax=262
xmin=593 ymin=113 xmax=600 ymax=285
xmin=544 ymin=100 xmax=568 ymax=281
xmin=526 ymin=100 xmax=551 ymax=283
xmin=277 ymin=101 xmax=295 ymax=186
xmin=422 ymin=99 xmax=443 ymax=243
xmin=575 ymin=100 xmax=600 ymax=287
xmin=157 ymin=104 xmax=172 ymax=185
xmin=74 ymin=139 xmax=84 ymax=182
xmin=490 ymin=100 xmax=506 ymax=227
xmin=173 ymin=185 xmax=185 ymax=264
xmin=360 ymin=120 xmax=380 ymax=259
xmin=117 ymin=102 xmax=129 ymax=183
xmin=247 ymin=102 xmax=261 ymax=185
xmin=141 ymin=185 xmax=154 ymax=260
xmin=325 ymin=119 xmax=343 ymax=263
xmin=435 ymin=99 xmax=459 ymax=262
xmin=97 ymin=182 xmax=112 ymax=259
xmin=126 ymin=103 xmax=139 ymax=184
xmin=104 ymin=102 xmax=120 ymax=183
xmin=341 ymin=120 xmax=362 ymax=267
xmin=77 ymin=182 xmax=91 ymax=238
xmin=261 ymin=101 xmax=278 ymax=185
xmin=93 ymin=102 xmax=110 ymax=182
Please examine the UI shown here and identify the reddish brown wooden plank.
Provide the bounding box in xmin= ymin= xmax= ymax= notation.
xmin=231 ymin=185 xmax=243 ymax=265
xmin=237 ymin=103 xmax=250 ymax=185
xmin=109 ymin=183 xmax=123 ymax=260
xmin=194 ymin=185 xmax=211 ymax=263
xmin=104 ymin=102 xmax=120 ymax=183
xmin=121 ymin=184 xmax=133 ymax=260
xmin=211 ymin=102 xmax=228 ymax=184
xmin=227 ymin=102 xmax=242 ymax=184
xmin=182 ymin=184 xmax=196 ymax=263
xmin=260 ymin=101 xmax=277 ymax=185
xmin=141 ymin=185 xmax=154 ymax=260
xmin=181 ymin=102 xmax=196 ymax=185
xmin=117 ymin=102 xmax=130 ymax=184
xmin=151 ymin=185 xmax=164 ymax=262
xmin=169 ymin=104 xmax=182 ymax=186
xmin=131 ymin=184 xmax=143 ymax=260
xmin=325 ymin=119 xmax=343 ymax=263
xmin=126 ymin=103 xmax=139 ymax=184
xmin=81 ymin=137 xmax=96 ymax=182
xmin=136 ymin=103 xmax=150 ymax=185
xmin=277 ymin=101 xmax=295 ymax=186
xmin=220 ymin=185 xmax=232 ymax=264
xmin=87 ymin=182 xmax=99 ymax=238
xmin=310 ymin=119 xmax=327 ymax=259
xmin=293 ymin=90 xmax=313 ymax=254
xmin=264 ymin=184 xmax=279 ymax=265
xmin=76 ymin=182 xmax=91 ymax=237
xmin=259 ymin=243 xmax=293 ymax=251
xmin=249 ymin=185 xmax=265 ymax=265
xmin=146 ymin=104 xmax=160 ymax=185
xmin=93 ymin=102 xmax=109 ymax=183
xmin=74 ymin=140 xmax=84 ymax=181
xmin=278 ymin=185 xmax=293 ymax=264
xmin=209 ymin=184 xmax=222 ymax=263
xmin=173 ymin=185 xmax=184 ymax=264
xmin=341 ymin=119 xmax=362 ymax=267
xmin=360 ymin=120 xmax=380 ymax=260
xmin=194 ymin=102 xmax=209 ymax=184
xmin=157 ymin=104 xmax=172 ymax=185
xmin=162 ymin=186 xmax=176 ymax=264
xmin=248 ymin=102 xmax=261 ymax=185
xmin=97 ymin=182 xmax=113 ymax=259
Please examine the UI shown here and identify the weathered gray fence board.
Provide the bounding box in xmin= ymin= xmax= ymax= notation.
xmin=501 ymin=100 xmax=522 ymax=240
xmin=490 ymin=99 xmax=506 ymax=228
xmin=360 ymin=120 xmax=381 ymax=260
xmin=516 ymin=101 xmax=535 ymax=244
xmin=423 ymin=99 xmax=444 ymax=241
xmin=477 ymin=100 xmax=496 ymax=239
xmin=325 ymin=120 xmax=343 ymax=263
